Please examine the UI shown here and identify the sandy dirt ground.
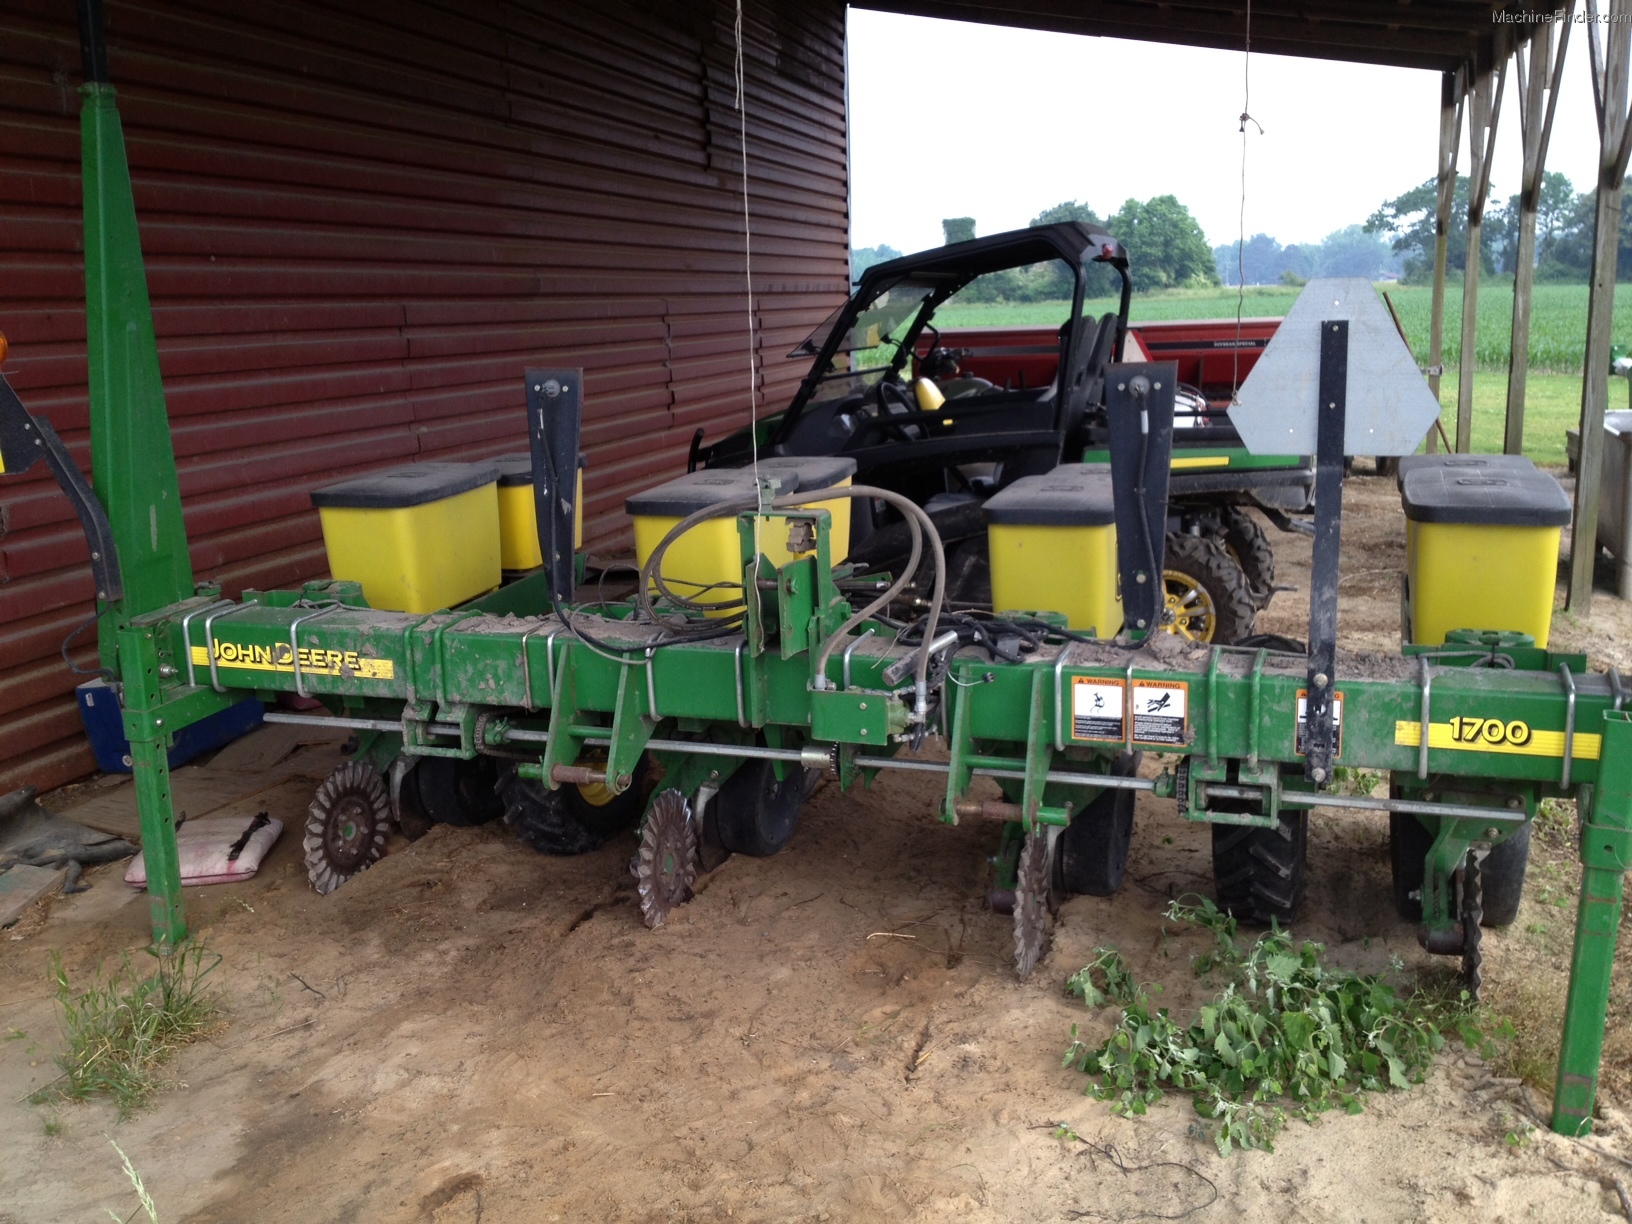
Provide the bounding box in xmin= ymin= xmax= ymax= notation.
xmin=2 ymin=471 xmax=1630 ymax=1223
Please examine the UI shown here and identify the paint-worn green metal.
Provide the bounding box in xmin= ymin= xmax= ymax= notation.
xmin=81 ymin=82 xmax=194 ymax=670
xmin=16 ymin=54 xmax=1626 ymax=1146
xmin=1552 ymin=709 xmax=1632 ymax=1135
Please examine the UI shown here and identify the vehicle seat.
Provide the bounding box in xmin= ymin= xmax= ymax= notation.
xmin=1057 ymin=312 xmax=1118 ymax=441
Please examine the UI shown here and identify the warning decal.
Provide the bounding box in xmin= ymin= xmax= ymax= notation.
xmin=1131 ymin=680 xmax=1187 ymax=746
xmin=1071 ymin=677 xmax=1125 ymax=741
xmin=1294 ymin=689 xmax=1343 ymax=757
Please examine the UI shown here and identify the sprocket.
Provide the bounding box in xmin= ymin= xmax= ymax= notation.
xmin=637 ymin=788 xmax=699 ymax=929
xmin=1013 ymin=825 xmax=1056 ymax=980
xmin=304 ymin=760 xmax=391 ymax=895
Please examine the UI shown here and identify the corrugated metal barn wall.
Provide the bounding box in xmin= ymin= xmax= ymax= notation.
xmin=0 ymin=0 xmax=851 ymax=794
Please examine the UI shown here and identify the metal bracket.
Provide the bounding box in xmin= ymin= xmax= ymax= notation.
xmin=1020 ymin=668 xmax=1054 ymax=829
xmin=1559 ymin=662 xmax=1579 ymax=790
xmin=1417 ymin=654 xmax=1433 ymax=780
xmin=518 ymin=621 xmax=563 ymax=712
xmin=524 ymin=368 xmax=583 ymax=605
xmin=942 ymin=668 xmax=977 ymax=825
xmin=842 ymin=627 xmax=876 ymax=692
xmin=179 ymin=598 xmax=235 ymax=687
xmin=1103 ymin=362 xmax=1176 ymax=639
xmin=1052 ymin=643 xmax=1076 ymax=752
xmin=288 ymin=602 xmax=346 ymax=699
xmin=203 ymin=602 xmax=260 ymax=693
xmin=0 ymin=374 xmax=124 ymax=602
xmin=1303 ymin=319 xmax=1348 ymax=784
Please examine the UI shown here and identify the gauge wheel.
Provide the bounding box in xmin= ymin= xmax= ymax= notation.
xmin=1389 ymin=805 xmax=1531 ymax=928
xmin=563 ymin=750 xmax=650 ymax=838
xmin=1219 ymin=506 xmax=1277 ymax=609
xmin=1163 ymin=533 xmax=1256 ymax=644
xmin=708 ymin=757 xmax=811 ymax=857
xmin=1055 ymin=752 xmax=1141 ymax=897
xmin=399 ymin=756 xmax=505 ymax=831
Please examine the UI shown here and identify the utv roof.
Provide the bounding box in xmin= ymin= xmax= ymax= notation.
xmin=858 ymin=222 xmax=1128 ymax=292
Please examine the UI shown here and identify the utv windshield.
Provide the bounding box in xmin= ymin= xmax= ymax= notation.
xmin=789 ymin=275 xmax=941 ymax=405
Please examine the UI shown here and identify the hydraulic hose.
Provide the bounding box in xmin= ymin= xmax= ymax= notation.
xmin=637 ymin=483 xmax=946 ymax=719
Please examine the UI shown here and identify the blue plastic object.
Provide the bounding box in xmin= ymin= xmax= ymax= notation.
xmin=76 ymin=678 xmax=263 ymax=773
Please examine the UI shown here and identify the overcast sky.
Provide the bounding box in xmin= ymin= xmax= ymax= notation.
xmin=846 ymin=9 xmax=1602 ymax=257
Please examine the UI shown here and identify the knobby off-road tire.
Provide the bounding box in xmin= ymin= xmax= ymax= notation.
xmin=1389 ymin=811 xmax=1530 ymax=928
xmin=500 ymin=773 xmax=622 ymax=856
xmin=1163 ymin=532 xmax=1257 ymax=644
xmin=1211 ymin=810 xmax=1308 ymax=925
xmin=1219 ymin=506 xmax=1276 ymax=610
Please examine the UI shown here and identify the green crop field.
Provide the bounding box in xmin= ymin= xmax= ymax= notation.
xmin=933 ymin=280 xmax=1620 ymax=467
xmin=936 ymin=280 xmax=1624 ymax=374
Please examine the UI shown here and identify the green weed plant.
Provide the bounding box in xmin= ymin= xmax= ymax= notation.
xmin=1064 ymin=899 xmax=1486 ymax=1155
xmin=1065 ymin=947 xmax=1141 ymax=1010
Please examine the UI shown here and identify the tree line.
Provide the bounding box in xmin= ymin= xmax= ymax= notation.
xmin=1362 ymin=171 xmax=1632 ymax=283
xmin=850 ymin=170 xmax=1631 ymax=297
xmin=851 ymin=195 xmax=1220 ymax=300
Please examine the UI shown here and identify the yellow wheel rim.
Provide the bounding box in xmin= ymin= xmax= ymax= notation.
xmin=574 ymin=752 xmax=615 ymax=806
xmin=1163 ymin=570 xmax=1217 ymax=642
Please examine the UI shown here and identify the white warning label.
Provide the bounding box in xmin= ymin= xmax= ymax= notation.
xmin=1295 ymin=689 xmax=1344 ymax=757
xmin=1071 ymin=677 xmax=1125 ymax=741
xmin=1131 ymin=680 xmax=1188 ymax=746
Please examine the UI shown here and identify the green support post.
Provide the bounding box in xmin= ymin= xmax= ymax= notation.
xmin=82 ymin=81 xmax=195 ymax=666
xmin=118 ymin=623 xmax=188 ymax=946
xmin=1552 ymin=710 xmax=1632 ymax=1135
xmin=128 ymin=736 xmax=186 ymax=947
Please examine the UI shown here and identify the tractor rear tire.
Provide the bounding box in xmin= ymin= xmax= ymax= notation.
xmin=709 ymin=758 xmax=811 ymax=857
xmin=1220 ymin=507 xmax=1277 ymax=610
xmin=1056 ymin=752 xmax=1141 ymax=897
xmin=1164 ymin=533 xmax=1256 ymax=644
xmin=1389 ymin=812 xmax=1530 ymax=928
xmin=1212 ymin=810 xmax=1308 ymax=925
xmin=501 ymin=775 xmax=612 ymax=856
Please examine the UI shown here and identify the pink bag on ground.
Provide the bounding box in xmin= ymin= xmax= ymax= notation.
xmin=125 ymin=812 xmax=283 ymax=888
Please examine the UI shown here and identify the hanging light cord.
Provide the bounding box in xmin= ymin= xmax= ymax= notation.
xmin=1234 ymin=0 xmax=1263 ymax=402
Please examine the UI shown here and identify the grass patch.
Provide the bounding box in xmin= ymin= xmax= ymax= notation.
xmin=1064 ymin=899 xmax=1491 ymax=1155
xmin=35 ymin=943 xmax=222 ymax=1118
xmin=1431 ymin=370 xmax=1588 ymax=467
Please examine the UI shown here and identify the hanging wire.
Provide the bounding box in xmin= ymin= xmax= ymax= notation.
xmin=1232 ymin=0 xmax=1263 ymax=402
xmin=732 ymin=0 xmax=766 ymax=621
xmin=733 ymin=1 xmax=759 ymax=481
xmin=60 ymin=603 xmax=119 ymax=685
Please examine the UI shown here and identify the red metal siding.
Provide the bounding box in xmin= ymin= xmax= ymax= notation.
xmin=0 ymin=0 xmax=850 ymax=793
